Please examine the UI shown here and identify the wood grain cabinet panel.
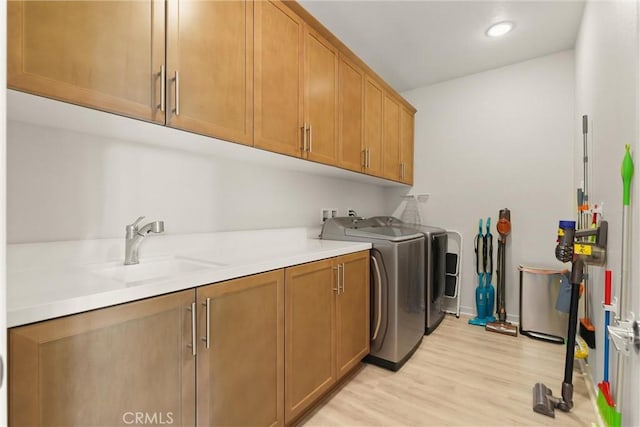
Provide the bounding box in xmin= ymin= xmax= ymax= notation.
xmin=363 ymin=76 xmax=384 ymax=177
xmin=338 ymin=55 xmax=365 ymax=172
xmin=197 ymin=270 xmax=284 ymax=427
xmin=400 ymin=107 xmax=415 ymax=185
xmin=336 ymin=251 xmax=370 ymax=379
xmin=166 ymin=0 xmax=253 ymax=146
xmin=284 ymin=251 xmax=370 ymax=423
xmin=8 ymin=0 xmax=165 ymax=124
xmin=254 ymin=0 xmax=305 ymax=157
xmin=382 ymin=93 xmax=401 ymax=181
xmin=285 ymin=258 xmax=336 ymax=423
xmin=9 ymin=290 xmax=196 ymax=427
xmin=303 ymin=27 xmax=339 ymax=165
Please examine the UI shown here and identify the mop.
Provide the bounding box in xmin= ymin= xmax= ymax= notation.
xmin=485 ymin=208 xmax=517 ymax=336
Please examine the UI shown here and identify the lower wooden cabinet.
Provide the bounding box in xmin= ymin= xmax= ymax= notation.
xmin=336 ymin=251 xmax=371 ymax=379
xmin=284 ymin=251 xmax=370 ymax=423
xmin=197 ymin=270 xmax=284 ymax=427
xmin=8 ymin=253 xmax=368 ymax=427
xmin=9 ymin=290 xmax=196 ymax=426
xmin=9 ymin=270 xmax=284 ymax=427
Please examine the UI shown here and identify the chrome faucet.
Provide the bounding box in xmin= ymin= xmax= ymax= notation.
xmin=124 ymin=216 xmax=165 ymax=265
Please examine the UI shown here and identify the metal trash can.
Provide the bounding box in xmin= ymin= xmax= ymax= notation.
xmin=519 ymin=265 xmax=569 ymax=343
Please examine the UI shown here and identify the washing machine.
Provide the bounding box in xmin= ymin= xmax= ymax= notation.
xmin=320 ymin=217 xmax=425 ymax=371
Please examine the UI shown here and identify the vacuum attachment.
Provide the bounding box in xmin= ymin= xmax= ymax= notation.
xmin=533 ymin=383 xmax=556 ymax=418
xmin=485 ymin=320 xmax=517 ymax=336
xmin=533 ymin=382 xmax=573 ymax=418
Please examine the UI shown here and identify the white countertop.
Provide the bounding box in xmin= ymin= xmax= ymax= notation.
xmin=8 ymin=228 xmax=370 ymax=327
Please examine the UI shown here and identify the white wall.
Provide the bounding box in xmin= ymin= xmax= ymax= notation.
xmin=393 ymin=50 xmax=576 ymax=321
xmin=574 ymin=1 xmax=640 ymax=424
xmin=7 ymin=120 xmax=389 ymax=243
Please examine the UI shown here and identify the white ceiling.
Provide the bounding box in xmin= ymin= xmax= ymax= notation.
xmin=298 ymin=0 xmax=585 ymax=92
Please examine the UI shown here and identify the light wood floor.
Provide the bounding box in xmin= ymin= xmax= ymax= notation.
xmin=301 ymin=315 xmax=599 ymax=426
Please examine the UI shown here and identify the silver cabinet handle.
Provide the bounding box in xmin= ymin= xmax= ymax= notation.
xmin=308 ymin=124 xmax=313 ymax=153
xmin=202 ymin=297 xmax=211 ymax=349
xmin=172 ymin=71 xmax=180 ymax=116
xmin=332 ymin=265 xmax=340 ymax=294
xmin=366 ymin=148 xmax=371 ymax=168
xmin=371 ymin=256 xmax=383 ymax=341
xmin=157 ymin=65 xmax=165 ymax=112
xmin=340 ymin=263 xmax=345 ymax=293
xmin=301 ymin=124 xmax=307 ymax=152
xmin=187 ymin=302 xmax=196 ymax=356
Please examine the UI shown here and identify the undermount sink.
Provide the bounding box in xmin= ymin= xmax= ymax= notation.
xmin=91 ymin=256 xmax=226 ymax=286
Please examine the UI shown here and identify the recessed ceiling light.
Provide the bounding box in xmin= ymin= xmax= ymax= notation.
xmin=486 ymin=21 xmax=514 ymax=38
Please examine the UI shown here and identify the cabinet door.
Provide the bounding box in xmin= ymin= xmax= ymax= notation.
xmin=285 ymin=259 xmax=336 ymax=423
xmin=9 ymin=290 xmax=196 ymax=426
xmin=335 ymin=251 xmax=370 ymax=379
xmin=304 ymin=27 xmax=339 ymax=165
xmin=382 ymin=93 xmax=401 ymax=181
xmin=166 ymin=0 xmax=253 ymax=146
xmin=338 ymin=55 xmax=365 ymax=172
xmin=8 ymin=0 xmax=165 ymax=124
xmin=363 ymin=76 xmax=384 ymax=177
xmin=254 ymin=0 xmax=304 ymax=157
xmin=196 ymin=270 xmax=284 ymax=427
xmin=400 ymin=107 xmax=415 ymax=185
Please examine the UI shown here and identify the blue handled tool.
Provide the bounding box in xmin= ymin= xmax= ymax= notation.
xmin=469 ymin=218 xmax=488 ymax=326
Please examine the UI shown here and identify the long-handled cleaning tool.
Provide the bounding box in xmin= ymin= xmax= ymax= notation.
xmin=611 ymin=144 xmax=635 ymax=423
xmin=486 ymin=208 xmax=517 ymax=336
xmin=579 ymin=115 xmax=597 ymax=349
xmin=469 ymin=219 xmax=487 ymax=326
xmin=533 ymin=219 xmax=607 ymax=418
xmin=483 ymin=218 xmax=495 ymax=323
xmin=597 ymin=270 xmax=621 ymax=427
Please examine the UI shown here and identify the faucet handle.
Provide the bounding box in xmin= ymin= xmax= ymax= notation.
xmin=126 ymin=216 xmax=146 ymax=239
xmin=129 ymin=216 xmax=146 ymax=230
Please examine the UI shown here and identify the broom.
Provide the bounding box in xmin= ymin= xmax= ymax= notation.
xmin=597 ymin=270 xmax=621 ymax=427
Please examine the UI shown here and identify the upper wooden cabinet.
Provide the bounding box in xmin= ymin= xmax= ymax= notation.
xmin=166 ymin=0 xmax=254 ymax=146
xmin=8 ymin=0 xmax=166 ymax=124
xmin=303 ymin=27 xmax=339 ymax=165
xmin=400 ymin=107 xmax=415 ymax=185
xmin=254 ymin=0 xmax=305 ymax=157
xmin=338 ymin=54 xmax=365 ymax=173
xmin=382 ymin=93 xmax=401 ymax=181
xmin=9 ymin=290 xmax=196 ymax=426
xmin=8 ymin=0 xmax=415 ymax=184
xmin=363 ymin=76 xmax=384 ymax=177
xmin=255 ymin=1 xmax=339 ymax=164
